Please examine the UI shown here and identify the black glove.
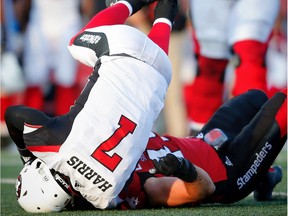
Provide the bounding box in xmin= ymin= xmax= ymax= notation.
xmin=152 ymin=153 xmax=198 ymax=182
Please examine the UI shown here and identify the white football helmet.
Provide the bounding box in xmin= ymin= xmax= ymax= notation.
xmin=15 ymin=158 xmax=72 ymax=213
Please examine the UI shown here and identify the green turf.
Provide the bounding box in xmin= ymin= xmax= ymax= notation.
xmin=1 ymin=148 xmax=287 ymax=216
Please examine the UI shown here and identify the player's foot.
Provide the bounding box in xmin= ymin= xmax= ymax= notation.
xmin=253 ymin=166 xmax=282 ymax=201
xmin=154 ymin=0 xmax=179 ymax=23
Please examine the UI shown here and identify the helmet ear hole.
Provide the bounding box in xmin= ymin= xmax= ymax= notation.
xmin=36 ymin=161 xmax=41 ymax=169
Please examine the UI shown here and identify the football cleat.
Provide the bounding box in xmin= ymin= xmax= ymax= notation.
xmin=253 ymin=166 xmax=283 ymax=201
xmin=105 ymin=0 xmax=157 ymax=14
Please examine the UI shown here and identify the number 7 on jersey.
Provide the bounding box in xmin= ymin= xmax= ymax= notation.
xmin=91 ymin=115 xmax=137 ymax=172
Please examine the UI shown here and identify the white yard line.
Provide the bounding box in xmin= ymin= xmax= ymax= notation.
xmin=1 ymin=178 xmax=16 ymax=184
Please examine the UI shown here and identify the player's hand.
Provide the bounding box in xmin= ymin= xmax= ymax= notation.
xmin=151 ymin=153 xmax=198 ymax=182
xmin=152 ymin=153 xmax=181 ymax=176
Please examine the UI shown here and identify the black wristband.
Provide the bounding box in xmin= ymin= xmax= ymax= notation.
xmin=175 ymin=158 xmax=198 ymax=182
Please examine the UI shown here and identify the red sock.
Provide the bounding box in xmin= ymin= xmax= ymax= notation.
xmin=70 ymin=3 xmax=130 ymax=45
xmin=232 ymin=40 xmax=268 ymax=96
xmin=24 ymin=86 xmax=44 ymax=110
xmin=148 ymin=22 xmax=171 ymax=54
xmin=55 ymin=85 xmax=77 ymax=115
xmin=84 ymin=3 xmax=130 ymax=29
xmin=185 ymin=56 xmax=228 ymax=126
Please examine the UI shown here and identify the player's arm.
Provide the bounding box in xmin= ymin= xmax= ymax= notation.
xmin=144 ymin=165 xmax=215 ymax=206
xmin=144 ymin=153 xmax=215 ymax=207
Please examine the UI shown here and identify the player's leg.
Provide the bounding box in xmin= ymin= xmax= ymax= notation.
xmin=200 ymin=89 xmax=268 ymax=145
xmin=54 ymin=31 xmax=79 ymax=115
xmin=185 ymin=0 xmax=232 ymax=135
xmin=212 ymin=89 xmax=286 ymax=203
xmin=4 ymin=105 xmax=52 ymax=162
xmin=228 ymin=0 xmax=280 ymax=97
xmin=225 ymin=89 xmax=286 ymax=201
xmin=23 ymin=24 xmax=49 ymax=111
xmin=72 ymin=0 xmax=157 ymax=43
xmin=5 ymin=106 xmax=52 ymax=146
xmin=231 ymin=40 xmax=269 ymax=96
xmin=147 ymin=0 xmax=179 ymax=54
xmin=69 ymin=2 xmax=131 ymax=46
xmin=253 ymin=88 xmax=287 ymax=201
xmin=227 ymin=89 xmax=286 ymax=168
xmin=186 ymin=54 xmax=228 ymax=135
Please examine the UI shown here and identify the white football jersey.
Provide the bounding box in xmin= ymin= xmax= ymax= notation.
xmin=48 ymin=24 xmax=172 ymax=209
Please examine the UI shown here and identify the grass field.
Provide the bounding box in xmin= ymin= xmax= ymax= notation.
xmin=1 ymin=147 xmax=287 ymax=216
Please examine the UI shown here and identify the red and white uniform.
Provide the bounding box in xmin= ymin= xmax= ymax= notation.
xmin=190 ymin=0 xmax=279 ymax=59
xmin=7 ymin=1 xmax=174 ymax=209
xmin=54 ymin=25 xmax=171 ymax=209
xmin=185 ymin=0 xmax=280 ymax=132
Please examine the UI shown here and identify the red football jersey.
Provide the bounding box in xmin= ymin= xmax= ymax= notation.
xmin=118 ymin=132 xmax=227 ymax=209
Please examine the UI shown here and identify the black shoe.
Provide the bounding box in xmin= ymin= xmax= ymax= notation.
xmin=253 ymin=166 xmax=282 ymax=201
xmin=106 ymin=0 xmax=157 ymax=14
xmin=154 ymin=0 xmax=179 ymax=23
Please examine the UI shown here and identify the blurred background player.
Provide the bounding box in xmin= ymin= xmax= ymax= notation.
xmin=266 ymin=0 xmax=287 ymax=98
xmin=20 ymin=0 xmax=82 ymax=116
xmin=0 ymin=0 xmax=26 ymax=147
xmin=184 ymin=0 xmax=281 ymax=135
xmin=1 ymin=0 xmax=97 ymax=147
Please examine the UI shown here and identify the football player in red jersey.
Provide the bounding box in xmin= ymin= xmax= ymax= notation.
xmin=6 ymin=88 xmax=286 ymax=210
xmin=117 ymin=88 xmax=287 ymax=209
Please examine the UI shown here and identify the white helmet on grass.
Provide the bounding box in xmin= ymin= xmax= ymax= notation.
xmin=15 ymin=158 xmax=72 ymax=213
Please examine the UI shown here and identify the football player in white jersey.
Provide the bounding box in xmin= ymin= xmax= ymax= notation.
xmin=5 ymin=0 xmax=180 ymax=212
xmin=184 ymin=0 xmax=280 ymax=135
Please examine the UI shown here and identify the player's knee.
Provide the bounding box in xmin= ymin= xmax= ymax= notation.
xmin=4 ymin=105 xmax=25 ymax=125
xmin=226 ymin=89 xmax=268 ymax=114
xmin=232 ymin=40 xmax=267 ymax=67
xmin=245 ymin=89 xmax=268 ymax=109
